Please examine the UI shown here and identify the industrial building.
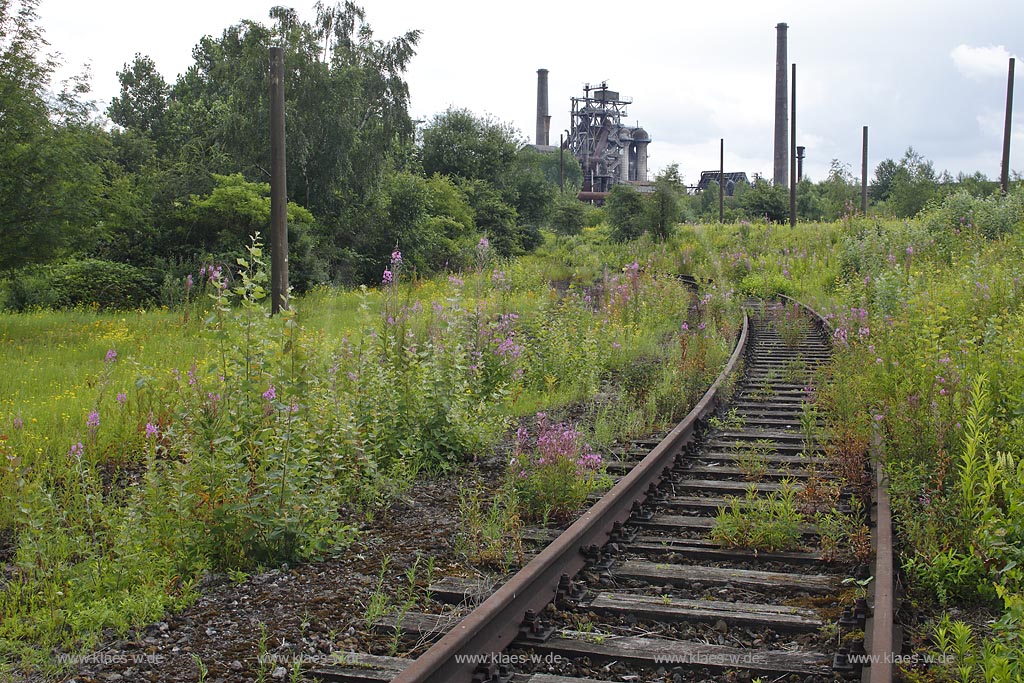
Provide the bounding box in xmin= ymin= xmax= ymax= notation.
xmin=534 ymin=71 xmax=652 ymax=200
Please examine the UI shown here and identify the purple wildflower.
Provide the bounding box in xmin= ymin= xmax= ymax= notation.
xmin=104 ymin=349 xmax=117 ymax=364
xmin=185 ymin=273 xmax=194 ymax=293
xmin=382 ymin=269 xmax=393 ymax=286
xmin=262 ymin=385 xmax=276 ymax=401
xmin=87 ymin=410 xmax=100 ymax=429
xmin=116 ymin=392 xmax=127 ymax=405
xmin=12 ymin=416 xmax=23 ymax=429
xmin=145 ymin=422 xmax=159 ymax=439
xmin=69 ymin=442 xmax=84 ymax=459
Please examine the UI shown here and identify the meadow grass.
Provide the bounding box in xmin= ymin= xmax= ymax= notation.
xmin=0 ymin=237 xmax=739 ymax=678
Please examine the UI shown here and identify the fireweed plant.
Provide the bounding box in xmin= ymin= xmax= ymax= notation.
xmin=0 ymin=231 xmax=742 ymax=676
xmin=508 ymin=413 xmax=610 ymax=524
xmin=688 ymin=188 xmax=1024 ymax=680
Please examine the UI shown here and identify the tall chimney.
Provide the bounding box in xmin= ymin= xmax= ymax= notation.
xmin=773 ymin=23 xmax=789 ymax=188
xmin=536 ymin=68 xmax=550 ymax=146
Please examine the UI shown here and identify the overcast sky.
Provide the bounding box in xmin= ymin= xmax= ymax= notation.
xmin=39 ymin=0 xmax=1022 ymax=186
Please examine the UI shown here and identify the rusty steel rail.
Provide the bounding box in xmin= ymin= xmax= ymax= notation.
xmin=391 ymin=313 xmax=750 ymax=683
xmin=780 ymin=292 xmax=896 ymax=682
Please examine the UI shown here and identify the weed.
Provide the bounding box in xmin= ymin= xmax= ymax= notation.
xmin=708 ymin=408 xmax=745 ymax=432
xmin=363 ymin=557 xmax=393 ymax=630
xmin=508 ymin=413 xmax=611 ymax=524
xmin=192 ymin=654 xmax=209 ymax=683
xmin=255 ymin=622 xmax=271 ymax=683
xmin=711 ymin=481 xmax=805 ymax=552
xmin=735 ymin=438 xmax=774 ymax=481
xmin=455 ymin=483 xmax=523 ymax=571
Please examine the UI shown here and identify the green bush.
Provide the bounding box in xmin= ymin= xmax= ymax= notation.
xmin=3 ymin=259 xmax=159 ymax=311
xmin=550 ymin=195 xmax=586 ymax=235
xmin=738 ymin=271 xmax=795 ymax=298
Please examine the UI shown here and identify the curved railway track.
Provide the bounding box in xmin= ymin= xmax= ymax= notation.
xmin=309 ymin=298 xmax=897 ymax=683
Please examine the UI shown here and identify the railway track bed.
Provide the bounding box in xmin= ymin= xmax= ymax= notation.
xmin=310 ymin=300 xmax=895 ymax=683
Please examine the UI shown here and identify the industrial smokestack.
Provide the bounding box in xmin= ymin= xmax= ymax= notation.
xmin=536 ymin=68 xmax=550 ymax=146
xmin=773 ymin=23 xmax=789 ymax=188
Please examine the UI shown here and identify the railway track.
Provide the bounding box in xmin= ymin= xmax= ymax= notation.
xmin=309 ymin=299 xmax=896 ymax=683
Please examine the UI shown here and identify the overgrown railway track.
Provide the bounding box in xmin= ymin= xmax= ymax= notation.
xmin=309 ymin=298 xmax=897 ymax=683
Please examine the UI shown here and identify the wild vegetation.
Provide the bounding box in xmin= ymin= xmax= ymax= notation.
xmin=679 ymin=188 xmax=1024 ymax=682
xmin=4 ymin=1 xmax=1024 ymax=680
xmin=0 ymin=231 xmax=738 ymax=677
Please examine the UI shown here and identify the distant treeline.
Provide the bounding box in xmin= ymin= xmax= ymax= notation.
xmin=0 ymin=1 xmax=1012 ymax=310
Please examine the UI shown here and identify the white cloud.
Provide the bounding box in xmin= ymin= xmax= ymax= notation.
xmin=950 ymin=44 xmax=1014 ymax=81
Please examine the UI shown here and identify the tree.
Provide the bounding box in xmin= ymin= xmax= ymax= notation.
xmin=507 ymin=147 xmax=556 ymax=227
xmin=871 ymin=158 xmax=898 ymax=202
xmin=550 ymin=194 xmax=586 ymax=235
xmin=108 ymin=54 xmax=169 ymax=136
xmin=888 ymin=147 xmax=938 ymax=217
xmin=820 ymin=159 xmax=857 ymax=219
xmin=0 ymin=0 xmax=108 ymax=271
xmin=158 ymin=4 xmax=419 ymax=219
xmin=955 ymin=171 xmax=997 ymax=198
xmin=371 ymin=171 xmax=475 ymax=275
xmin=606 ymin=184 xmax=646 ymax=242
xmin=420 ymin=108 xmax=520 ymax=185
xmin=177 ymin=173 xmax=323 ymax=288
xmin=741 ymin=178 xmax=788 ymax=223
xmin=646 ymin=166 xmax=684 ymax=239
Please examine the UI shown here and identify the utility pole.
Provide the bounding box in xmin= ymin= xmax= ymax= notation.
xmin=1002 ymin=57 xmax=1015 ymax=194
xmin=861 ymin=126 xmax=869 ymax=215
xmin=269 ymin=46 xmax=289 ymax=314
xmin=719 ymin=139 xmax=725 ymax=223
xmin=559 ymin=133 xmax=565 ymax=193
xmin=789 ymin=63 xmax=796 ymax=227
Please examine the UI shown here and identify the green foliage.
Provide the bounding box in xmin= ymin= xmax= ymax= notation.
xmin=711 ymin=482 xmax=805 ymax=552
xmin=455 ymin=483 xmax=523 ymax=570
xmin=886 ymin=147 xmax=939 ymax=218
xmin=458 ymin=178 xmax=525 ymax=257
xmin=420 ymin=107 xmax=520 ymax=185
xmin=107 ymin=53 xmax=168 ymax=135
xmin=739 ymin=272 xmax=795 ymax=298
xmin=605 ymin=184 xmax=646 ymax=242
xmin=4 ymin=259 xmax=160 ymax=311
xmin=178 ymin=174 xmax=323 ymax=290
xmin=0 ymin=0 xmax=110 ymax=272
xmin=376 ymin=171 xmax=476 ymax=275
xmin=646 ymin=168 xmax=684 ymax=239
xmin=550 ymin=194 xmax=586 ymax=235
xmin=740 ymin=177 xmax=788 ymax=223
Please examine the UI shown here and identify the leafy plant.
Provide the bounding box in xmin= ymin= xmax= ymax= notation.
xmin=711 ymin=481 xmax=805 ymax=552
xmin=508 ymin=413 xmax=610 ymax=524
xmin=455 ymin=483 xmax=524 ymax=571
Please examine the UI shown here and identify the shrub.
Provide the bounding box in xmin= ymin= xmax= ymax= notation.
xmin=550 ymin=195 xmax=586 ymax=235
xmin=5 ymin=258 xmax=159 ymax=311
xmin=508 ymin=413 xmax=609 ymax=524
xmin=738 ymin=271 xmax=794 ymax=298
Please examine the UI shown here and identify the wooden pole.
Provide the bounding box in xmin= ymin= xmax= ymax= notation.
xmin=269 ymin=47 xmax=289 ymax=314
xmin=1001 ymin=57 xmax=1015 ymax=194
xmin=719 ymin=138 xmax=724 ymax=223
xmin=789 ymin=63 xmax=796 ymax=227
xmin=559 ymin=133 xmax=565 ymax=194
xmin=862 ymin=126 xmax=869 ymax=215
